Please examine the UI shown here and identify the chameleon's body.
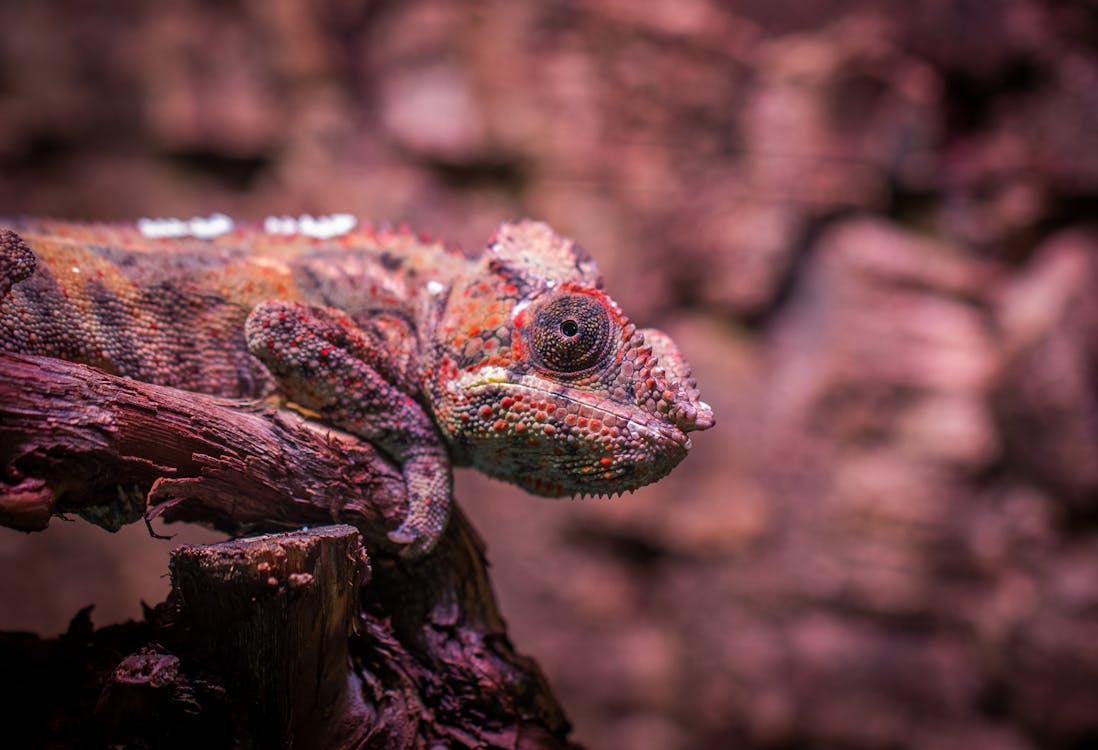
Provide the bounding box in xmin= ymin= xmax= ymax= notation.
xmin=0 ymin=217 xmax=713 ymax=552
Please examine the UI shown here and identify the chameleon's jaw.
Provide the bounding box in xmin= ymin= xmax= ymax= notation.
xmin=443 ymin=376 xmax=694 ymax=498
xmin=494 ymin=426 xmax=690 ymax=499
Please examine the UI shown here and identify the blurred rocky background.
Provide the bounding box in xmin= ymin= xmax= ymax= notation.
xmin=2 ymin=1 xmax=1097 ymax=748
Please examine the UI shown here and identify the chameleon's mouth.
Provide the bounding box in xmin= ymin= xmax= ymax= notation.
xmin=448 ymin=364 xmax=696 ymax=450
xmin=502 ymin=380 xmax=692 ymax=451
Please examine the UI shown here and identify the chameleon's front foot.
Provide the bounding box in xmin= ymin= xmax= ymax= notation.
xmin=245 ymin=300 xmax=452 ymax=555
xmin=386 ymin=446 xmax=453 ymax=556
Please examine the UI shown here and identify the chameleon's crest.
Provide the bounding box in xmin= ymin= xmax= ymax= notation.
xmin=486 ymin=221 xmax=603 ymax=295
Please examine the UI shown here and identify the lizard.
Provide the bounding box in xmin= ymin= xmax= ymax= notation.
xmin=0 ymin=214 xmax=714 ymax=554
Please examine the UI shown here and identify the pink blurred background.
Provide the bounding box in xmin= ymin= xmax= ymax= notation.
xmin=3 ymin=1 xmax=1098 ymax=748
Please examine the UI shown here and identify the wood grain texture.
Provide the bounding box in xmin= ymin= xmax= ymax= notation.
xmin=0 ymin=351 xmax=576 ymax=748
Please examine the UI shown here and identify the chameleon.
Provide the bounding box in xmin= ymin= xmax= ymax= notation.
xmin=0 ymin=214 xmax=714 ymax=554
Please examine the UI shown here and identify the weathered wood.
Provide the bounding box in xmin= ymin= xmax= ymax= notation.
xmin=0 ymin=352 xmax=578 ymax=748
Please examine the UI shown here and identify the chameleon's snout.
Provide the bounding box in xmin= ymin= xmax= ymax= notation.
xmin=674 ymin=398 xmax=715 ymax=432
xmin=633 ymin=327 xmax=714 ymax=435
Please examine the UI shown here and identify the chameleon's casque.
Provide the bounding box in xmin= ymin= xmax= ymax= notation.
xmin=0 ymin=217 xmax=713 ymax=553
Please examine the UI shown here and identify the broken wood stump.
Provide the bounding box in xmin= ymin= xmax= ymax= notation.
xmin=95 ymin=526 xmax=370 ymax=749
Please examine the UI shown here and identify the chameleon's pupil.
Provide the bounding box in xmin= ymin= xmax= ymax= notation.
xmin=561 ymin=319 xmax=579 ymax=337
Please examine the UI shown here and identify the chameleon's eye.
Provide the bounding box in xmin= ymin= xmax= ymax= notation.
xmin=528 ymin=293 xmax=612 ymax=374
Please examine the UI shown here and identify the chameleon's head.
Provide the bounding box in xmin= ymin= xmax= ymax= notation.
xmin=431 ymin=221 xmax=714 ymax=497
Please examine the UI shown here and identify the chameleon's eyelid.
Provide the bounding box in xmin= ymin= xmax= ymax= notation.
xmin=524 ymin=293 xmax=613 ymax=376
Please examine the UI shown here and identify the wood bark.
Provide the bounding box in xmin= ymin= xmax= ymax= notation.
xmin=0 ymin=351 xmax=576 ymax=749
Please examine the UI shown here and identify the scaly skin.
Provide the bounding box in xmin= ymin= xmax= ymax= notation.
xmin=0 ymin=218 xmax=714 ymax=554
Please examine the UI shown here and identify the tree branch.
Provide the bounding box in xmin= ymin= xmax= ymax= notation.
xmin=0 ymin=351 xmax=406 ymax=545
